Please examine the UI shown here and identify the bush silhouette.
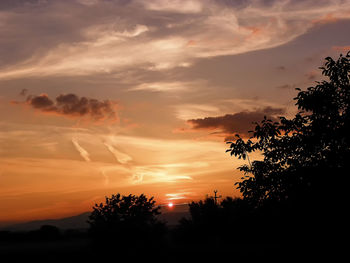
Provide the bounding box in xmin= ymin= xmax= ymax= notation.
xmin=178 ymin=197 xmax=220 ymax=244
xmin=88 ymin=193 xmax=165 ymax=249
xmin=176 ymin=197 xmax=254 ymax=246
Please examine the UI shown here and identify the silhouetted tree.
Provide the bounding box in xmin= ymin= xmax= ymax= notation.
xmin=88 ymin=193 xmax=165 ymax=249
xmin=226 ymin=52 xmax=350 ymax=243
xmin=175 ymin=198 xmax=214 ymax=243
xmin=176 ymin=196 xmax=255 ymax=246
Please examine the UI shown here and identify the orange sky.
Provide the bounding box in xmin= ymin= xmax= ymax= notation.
xmin=1 ymin=0 xmax=350 ymax=225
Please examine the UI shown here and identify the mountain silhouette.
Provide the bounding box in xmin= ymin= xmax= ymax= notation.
xmin=1 ymin=212 xmax=90 ymax=231
xmin=1 ymin=204 xmax=190 ymax=231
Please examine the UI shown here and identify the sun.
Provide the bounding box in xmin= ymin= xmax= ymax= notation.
xmin=168 ymin=202 xmax=174 ymax=208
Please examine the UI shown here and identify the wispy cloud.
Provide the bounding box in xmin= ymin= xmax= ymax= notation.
xmin=0 ymin=121 xmax=245 ymax=221
xmin=173 ymin=98 xmax=288 ymax=121
xmin=99 ymin=165 xmax=132 ymax=186
xmin=0 ymin=0 xmax=349 ymax=79
xmin=332 ymin=45 xmax=350 ymax=53
xmin=103 ymin=142 xmax=132 ymax=164
xmin=132 ymin=166 xmax=193 ymax=184
xmin=71 ymin=137 xmax=91 ymax=162
xmin=165 ymin=192 xmax=194 ymax=200
xmin=139 ymin=0 xmax=203 ymax=14
xmin=129 ymin=81 xmax=193 ymax=92
xmin=76 ymin=0 xmax=100 ymax=6
xmin=174 ymin=104 xmax=220 ymax=120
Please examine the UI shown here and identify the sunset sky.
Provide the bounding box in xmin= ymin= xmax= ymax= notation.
xmin=1 ymin=0 xmax=350 ymax=224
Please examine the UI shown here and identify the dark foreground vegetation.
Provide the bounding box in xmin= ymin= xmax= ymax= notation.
xmin=1 ymin=53 xmax=349 ymax=262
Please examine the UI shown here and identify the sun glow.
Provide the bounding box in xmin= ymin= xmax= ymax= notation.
xmin=168 ymin=202 xmax=174 ymax=208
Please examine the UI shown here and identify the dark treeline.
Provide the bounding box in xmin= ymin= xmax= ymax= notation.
xmin=0 ymin=225 xmax=87 ymax=242
xmin=0 ymin=196 xmax=286 ymax=262
xmin=1 ymin=53 xmax=349 ymax=262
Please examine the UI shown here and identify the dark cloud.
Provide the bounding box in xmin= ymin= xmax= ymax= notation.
xmin=22 ymin=93 xmax=118 ymax=121
xmin=0 ymin=0 xmax=48 ymax=10
xmin=213 ymin=0 xmax=280 ymax=10
xmin=19 ymin=89 xmax=28 ymax=96
xmin=276 ymin=84 xmax=297 ymax=90
xmin=305 ymin=71 xmax=318 ymax=81
xmin=27 ymin=94 xmax=54 ymax=109
xmin=187 ymin=106 xmax=285 ymax=140
xmin=276 ymin=84 xmax=290 ymax=89
xmin=213 ymin=0 xmax=251 ymax=9
xmin=276 ymin=66 xmax=286 ymax=71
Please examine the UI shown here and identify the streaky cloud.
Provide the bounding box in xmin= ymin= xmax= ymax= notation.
xmin=0 ymin=0 xmax=349 ymax=79
xmin=103 ymin=142 xmax=132 ymax=164
xmin=71 ymin=137 xmax=91 ymax=162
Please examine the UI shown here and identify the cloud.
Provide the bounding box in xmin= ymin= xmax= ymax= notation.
xmin=76 ymin=0 xmax=100 ymax=6
xmin=332 ymin=45 xmax=350 ymax=53
xmin=71 ymin=137 xmax=91 ymax=162
xmin=305 ymin=70 xmax=319 ymax=81
xmin=186 ymin=106 xmax=285 ymax=140
xmin=139 ymin=0 xmax=203 ymax=14
xmin=103 ymin=142 xmax=132 ymax=164
xmin=174 ymin=104 xmax=220 ymax=120
xmin=19 ymin=89 xmax=28 ymax=96
xmin=276 ymin=84 xmax=296 ymax=90
xmin=0 ymin=120 xmax=244 ymax=215
xmin=312 ymin=13 xmax=339 ymax=25
xmin=0 ymin=0 xmax=349 ymax=79
xmin=165 ymin=192 xmax=194 ymax=200
xmin=26 ymin=93 xmax=55 ymax=109
xmin=174 ymin=98 xmax=287 ymax=121
xmin=99 ymin=165 xmax=132 ymax=186
xmin=129 ymin=80 xmax=203 ymax=92
xmin=132 ymin=166 xmax=193 ymax=184
xmin=130 ymin=81 xmax=190 ymax=92
xmin=15 ymin=93 xmax=118 ymax=122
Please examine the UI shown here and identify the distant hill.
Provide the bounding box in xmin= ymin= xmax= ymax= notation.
xmin=1 ymin=204 xmax=190 ymax=231
xmin=2 ymin=212 xmax=90 ymax=232
xmin=159 ymin=203 xmax=190 ymax=226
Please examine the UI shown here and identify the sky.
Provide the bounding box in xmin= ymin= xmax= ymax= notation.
xmin=1 ymin=0 xmax=350 ymax=224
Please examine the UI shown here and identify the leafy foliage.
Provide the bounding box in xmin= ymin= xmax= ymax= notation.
xmin=88 ymin=193 xmax=164 ymax=246
xmin=176 ymin=197 xmax=255 ymax=245
xmin=226 ymin=52 xmax=350 ymax=206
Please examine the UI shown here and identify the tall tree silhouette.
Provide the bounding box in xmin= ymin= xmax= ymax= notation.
xmin=227 ymin=52 xmax=350 ymax=206
xmin=226 ymin=53 xmax=350 ymax=244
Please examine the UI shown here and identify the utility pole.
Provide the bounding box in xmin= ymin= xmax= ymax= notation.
xmin=213 ymin=190 xmax=222 ymax=205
